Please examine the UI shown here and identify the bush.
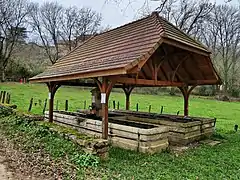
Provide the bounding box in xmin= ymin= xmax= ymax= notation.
xmin=71 ymin=153 xmax=100 ymax=167
xmin=230 ymin=88 xmax=240 ymax=98
xmin=0 ymin=105 xmax=13 ymax=117
xmin=198 ymin=86 xmax=215 ymax=96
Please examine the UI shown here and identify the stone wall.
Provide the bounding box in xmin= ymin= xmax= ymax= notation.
xmin=45 ymin=111 xmax=108 ymax=158
xmin=45 ymin=111 xmax=169 ymax=154
xmin=109 ymin=110 xmax=216 ymax=145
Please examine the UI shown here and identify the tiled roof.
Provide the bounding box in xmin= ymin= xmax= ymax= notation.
xmin=30 ymin=12 xmax=210 ymax=82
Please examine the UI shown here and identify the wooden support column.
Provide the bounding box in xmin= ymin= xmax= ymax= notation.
xmin=178 ymin=85 xmax=196 ymax=116
xmin=47 ymin=82 xmax=61 ymax=123
xmin=123 ymin=86 xmax=134 ymax=110
xmin=94 ymin=77 xmax=114 ymax=139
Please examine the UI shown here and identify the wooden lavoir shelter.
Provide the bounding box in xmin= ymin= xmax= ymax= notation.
xmin=30 ymin=12 xmax=221 ymax=139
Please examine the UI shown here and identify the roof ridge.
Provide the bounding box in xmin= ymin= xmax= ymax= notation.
xmin=94 ymin=14 xmax=153 ymax=37
xmin=151 ymin=11 xmax=166 ymax=37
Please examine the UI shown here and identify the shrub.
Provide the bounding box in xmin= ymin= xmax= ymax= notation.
xmin=198 ymin=86 xmax=215 ymax=96
xmin=71 ymin=153 xmax=100 ymax=167
xmin=230 ymin=88 xmax=240 ymax=98
xmin=0 ymin=105 xmax=13 ymax=117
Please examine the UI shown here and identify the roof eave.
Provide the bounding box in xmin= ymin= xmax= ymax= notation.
xmin=162 ymin=37 xmax=211 ymax=56
xmin=30 ymin=67 xmax=127 ymax=83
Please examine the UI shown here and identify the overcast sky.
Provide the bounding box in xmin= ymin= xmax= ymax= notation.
xmin=32 ymin=0 xmax=239 ymax=29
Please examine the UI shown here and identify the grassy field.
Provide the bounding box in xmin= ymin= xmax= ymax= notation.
xmin=1 ymin=82 xmax=240 ymax=179
xmin=0 ymin=82 xmax=239 ymax=132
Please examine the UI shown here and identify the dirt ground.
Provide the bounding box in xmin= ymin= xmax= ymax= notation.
xmin=0 ymin=155 xmax=14 ymax=180
xmin=0 ymin=150 xmax=44 ymax=180
xmin=0 ymin=133 xmax=60 ymax=180
xmin=0 ymin=155 xmax=39 ymax=180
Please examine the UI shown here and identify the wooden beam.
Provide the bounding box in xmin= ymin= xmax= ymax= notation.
xmin=123 ymin=86 xmax=134 ymax=110
xmin=125 ymin=40 xmax=163 ymax=71
xmin=187 ymin=79 xmax=219 ymax=85
xmin=162 ymin=37 xmax=210 ymax=57
xmin=171 ymin=55 xmax=189 ymax=82
xmin=109 ymin=77 xmax=184 ymax=86
xmin=178 ymin=85 xmax=196 ymax=116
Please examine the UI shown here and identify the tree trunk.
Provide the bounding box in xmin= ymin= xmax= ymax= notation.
xmin=1 ymin=68 xmax=5 ymax=82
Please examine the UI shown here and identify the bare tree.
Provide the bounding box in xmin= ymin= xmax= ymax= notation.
xmin=30 ymin=2 xmax=102 ymax=64
xmin=159 ymin=0 xmax=214 ymax=35
xmin=60 ymin=7 xmax=101 ymax=51
xmin=209 ymin=5 xmax=240 ymax=92
xmin=0 ymin=0 xmax=30 ymax=81
xmin=30 ymin=2 xmax=63 ymax=65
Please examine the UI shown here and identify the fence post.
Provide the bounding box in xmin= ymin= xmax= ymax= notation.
xmin=149 ymin=105 xmax=151 ymax=113
xmin=7 ymin=94 xmax=10 ymax=104
xmin=2 ymin=91 xmax=6 ymax=103
xmin=5 ymin=93 xmax=8 ymax=104
xmin=65 ymin=100 xmax=68 ymax=111
xmin=42 ymin=99 xmax=47 ymax=115
xmin=28 ymin=98 xmax=33 ymax=112
xmin=117 ymin=101 xmax=120 ymax=110
xmin=0 ymin=91 xmax=2 ymax=102
xmin=160 ymin=106 xmax=164 ymax=114
xmin=136 ymin=103 xmax=139 ymax=112
xmin=113 ymin=100 xmax=116 ymax=109
xmin=84 ymin=100 xmax=86 ymax=109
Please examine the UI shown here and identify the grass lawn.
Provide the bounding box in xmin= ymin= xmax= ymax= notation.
xmin=1 ymin=82 xmax=240 ymax=179
xmin=0 ymin=82 xmax=239 ymax=132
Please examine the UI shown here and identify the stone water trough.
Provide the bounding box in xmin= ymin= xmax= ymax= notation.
xmin=45 ymin=110 xmax=216 ymax=153
xmin=45 ymin=111 xmax=169 ymax=153
xmin=109 ymin=110 xmax=216 ymax=145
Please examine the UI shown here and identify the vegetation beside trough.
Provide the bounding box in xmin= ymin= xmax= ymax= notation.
xmin=0 ymin=105 xmax=101 ymax=179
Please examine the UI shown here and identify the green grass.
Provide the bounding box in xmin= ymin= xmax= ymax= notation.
xmin=0 ymin=82 xmax=239 ymax=131
xmin=103 ymin=133 xmax=240 ymax=179
xmin=1 ymin=82 xmax=240 ymax=179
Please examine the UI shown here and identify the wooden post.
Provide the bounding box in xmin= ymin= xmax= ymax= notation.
xmin=178 ymin=86 xmax=196 ymax=117
xmin=149 ymin=105 xmax=151 ymax=113
xmin=126 ymin=93 xmax=130 ymax=110
xmin=47 ymin=82 xmax=61 ymax=123
xmin=65 ymin=100 xmax=68 ymax=111
xmin=42 ymin=99 xmax=47 ymax=115
xmin=84 ymin=100 xmax=86 ymax=109
xmin=136 ymin=103 xmax=139 ymax=111
xmin=113 ymin=100 xmax=116 ymax=109
xmin=7 ymin=94 xmax=10 ymax=104
xmin=0 ymin=91 xmax=2 ymax=102
xmin=28 ymin=98 xmax=33 ymax=112
xmin=184 ymin=93 xmax=189 ymax=116
xmin=94 ymin=77 xmax=114 ymax=139
xmin=49 ymin=95 xmax=54 ymax=122
xmin=2 ymin=91 xmax=6 ymax=103
xmin=5 ymin=93 xmax=8 ymax=104
xmin=123 ymin=86 xmax=134 ymax=110
xmin=160 ymin=106 xmax=164 ymax=114
xmin=101 ymin=78 xmax=108 ymax=139
xmin=117 ymin=101 xmax=120 ymax=110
